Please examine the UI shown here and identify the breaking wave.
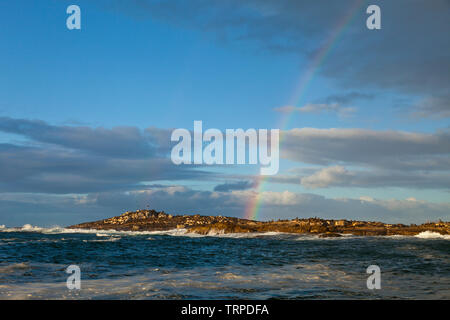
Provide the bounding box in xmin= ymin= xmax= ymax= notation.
xmin=414 ymin=231 xmax=450 ymax=239
xmin=1 ymin=224 xmax=448 ymax=240
xmin=0 ymin=225 xmax=309 ymax=239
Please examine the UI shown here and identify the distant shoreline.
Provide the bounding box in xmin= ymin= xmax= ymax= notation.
xmin=68 ymin=209 xmax=450 ymax=237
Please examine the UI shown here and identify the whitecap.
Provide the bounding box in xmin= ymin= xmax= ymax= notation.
xmin=415 ymin=231 xmax=450 ymax=239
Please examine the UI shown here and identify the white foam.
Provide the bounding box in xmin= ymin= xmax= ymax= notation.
xmin=415 ymin=231 xmax=450 ymax=240
xmin=0 ymin=224 xmax=303 ymax=239
xmin=2 ymin=224 xmax=448 ymax=240
xmin=200 ymin=231 xmax=293 ymax=238
xmin=95 ymin=233 xmax=110 ymax=237
xmin=82 ymin=237 xmax=121 ymax=242
xmin=0 ymin=224 xmax=194 ymax=237
xmin=22 ymin=224 xmax=41 ymax=231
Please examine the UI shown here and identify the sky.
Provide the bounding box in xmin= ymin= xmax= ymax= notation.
xmin=0 ymin=0 xmax=449 ymax=226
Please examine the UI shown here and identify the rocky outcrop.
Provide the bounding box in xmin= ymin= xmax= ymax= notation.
xmin=68 ymin=209 xmax=450 ymax=237
xmin=68 ymin=209 xmax=247 ymax=232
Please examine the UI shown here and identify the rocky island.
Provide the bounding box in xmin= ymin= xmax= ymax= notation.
xmin=68 ymin=209 xmax=449 ymax=237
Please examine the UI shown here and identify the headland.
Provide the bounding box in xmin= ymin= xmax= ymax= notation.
xmin=68 ymin=209 xmax=449 ymax=237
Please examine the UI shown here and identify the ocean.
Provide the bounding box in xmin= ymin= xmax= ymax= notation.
xmin=0 ymin=225 xmax=449 ymax=299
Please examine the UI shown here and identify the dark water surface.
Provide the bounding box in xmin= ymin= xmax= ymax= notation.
xmin=0 ymin=226 xmax=448 ymax=299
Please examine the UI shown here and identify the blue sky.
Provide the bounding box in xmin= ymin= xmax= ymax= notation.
xmin=0 ymin=0 xmax=449 ymax=226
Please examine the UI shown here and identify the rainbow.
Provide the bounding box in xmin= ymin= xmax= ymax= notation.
xmin=244 ymin=0 xmax=366 ymax=221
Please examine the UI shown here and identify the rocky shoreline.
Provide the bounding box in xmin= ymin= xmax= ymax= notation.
xmin=68 ymin=209 xmax=450 ymax=237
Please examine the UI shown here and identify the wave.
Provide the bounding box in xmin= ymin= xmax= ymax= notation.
xmin=0 ymin=262 xmax=30 ymax=274
xmin=414 ymin=231 xmax=450 ymax=240
xmin=0 ymin=224 xmax=190 ymax=237
xmin=202 ymin=230 xmax=294 ymax=238
xmin=82 ymin=237 xmax=121 ymax=242
xmin=2 ymin=224 xmax=449 ymax=240
xmin=0 ymin=224 xmax=305 ymax=239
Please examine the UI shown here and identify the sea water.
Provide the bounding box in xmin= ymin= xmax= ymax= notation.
xmin=0 ymin=225 xmax=448 ymax=299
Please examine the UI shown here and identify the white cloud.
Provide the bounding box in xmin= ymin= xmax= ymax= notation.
xmin=300 ymin=166 xmax=348 ymax=188
xmin=281 ymin=128 xmax=450 ymax=171
xmin=410 ymin=94 xmax=450 ymax=119
xmin=1 ymin=186 xmax=449 ymax=225
xmin=276 ymin=165 xmax=450 ymax=190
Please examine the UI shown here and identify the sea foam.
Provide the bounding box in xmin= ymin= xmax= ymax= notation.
xmin=415 ymin=231 xmax=450 ymax=239
xmin=1 ymin=224 xmax=449 ymax=240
